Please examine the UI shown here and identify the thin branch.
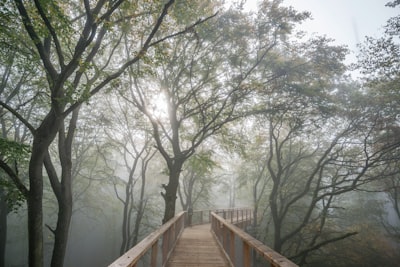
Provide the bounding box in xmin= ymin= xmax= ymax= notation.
xmin=43 ymin=151 xmax=61 ymax=198
xmin=0 ymin=100 xmax=35 ymax=134
xmin=64 ymin=2 xmax=217 ymax=116
xmin=14 ymin=0 xmax=58 ymax=79
xmin=45 ymin=223 xmax=56 ymax=235
xmin=290 ymin=231 xmax=358 ymax=261
xmin=33 ymin=0 xmax=65 ymax=67
xmin=0 ymin=159 xmax=29 ymax=197
xmin=149 ymin=12 xmax=219 ymax=48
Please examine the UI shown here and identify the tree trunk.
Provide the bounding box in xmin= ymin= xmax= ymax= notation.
xmin=162 ymin=161 xmax=183 ymax=224
xmin=120 ymin=184 xmax=132 ymax=255
xmin=253 ymin=203 xmax=258 ymax=230
xmin=269 ymin=176 xmax=282 ymax=252
xmin=50 ymin=154 xmax=73 ymax=267
xmin=132 ymin=161 xmax=149 ymax=246
xmin=0 ymin=192 xmax=7 ymax=267
xmin=49 ymin=108 xmax=79 ymax=267
xmin=28 ymin=109 xmax=62 ymax=267
xmin=132 ymin=203 xmax=144 ymax=246
xmin=50 ymin=195 xmax=72 ymax=267
xmin=270 ymin=189 xmax=283 ymax=253
xmin=27 ymin=159 xmax=44 ymax=267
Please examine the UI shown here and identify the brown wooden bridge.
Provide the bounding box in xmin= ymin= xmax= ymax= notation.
xmin=108 ymin=208 xmax=298 ymax=267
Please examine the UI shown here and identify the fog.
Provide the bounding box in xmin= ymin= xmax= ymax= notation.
xmin=1 ymin=1 xmax=399 ymax=267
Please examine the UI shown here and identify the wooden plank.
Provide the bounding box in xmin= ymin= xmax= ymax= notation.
xmin=166 ymin=224 xmax=229 ymax=267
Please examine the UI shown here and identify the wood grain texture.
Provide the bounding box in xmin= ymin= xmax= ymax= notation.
xmin=166 ymin=224 xmax=229 ymax=267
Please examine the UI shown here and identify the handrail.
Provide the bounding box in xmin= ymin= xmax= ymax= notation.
xmin=187 ymin=209 xmax=211 ymax=225
xmin=108 ymin=211 xmax=186 ymax=267
xmin=214 ymin=208 xmax=253 ymax=226
xmin=188 ymin=208 xmax=253 ymax=226
xmin=108 ymin=208 xmax=254 ymax=267
xmin=211 ymin=212 xmax=299 ymax=267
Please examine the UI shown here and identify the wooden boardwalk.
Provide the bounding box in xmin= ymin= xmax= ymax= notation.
xmin=166 ymin=224 xmax=229 ymax=267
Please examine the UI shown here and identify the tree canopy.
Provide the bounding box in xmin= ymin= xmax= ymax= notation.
xmin=0 ymin=1 xmax=399 ymax=266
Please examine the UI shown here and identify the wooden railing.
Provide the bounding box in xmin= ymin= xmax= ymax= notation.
xmin=108 ymin=208 xmax=255 ymax=267
xmin=214 ymin=208 xmax=253 ymax=228
xmin=188 ymin=208 xmax=253 ymax=226
xmin=108 ymin=211 xmax=186 ymax=267
xmin=211 ymin=212 xmax=299 ymax=267
xmin=187 ymin=209 xmax=212 ymax=225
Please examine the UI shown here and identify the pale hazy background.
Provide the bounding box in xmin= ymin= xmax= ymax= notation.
xmin=243 ymin=0 xmax=398 ymax=63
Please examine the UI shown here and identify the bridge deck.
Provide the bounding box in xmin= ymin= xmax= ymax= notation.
xmin=166 ymin=224 xmax=229 ymax=267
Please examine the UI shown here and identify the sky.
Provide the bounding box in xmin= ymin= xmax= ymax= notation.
xmin=244 ymin=0 xmax=398 ymax=64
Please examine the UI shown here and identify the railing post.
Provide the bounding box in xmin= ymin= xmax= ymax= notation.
xmin=162 ymin=229 xmax=169 ymax=265
xmin=223 ymin=224 xmax=228 ymax=254
xmin=210 ymin=210 xmax=298 ymax=267
xmin=243 ymin=241 xmax=250 ymax=267
xmin=108 ymin=211 xmax=188 ymax=267
xmin=230 ymin=230 xmax=235 ymax=264
xmin=188 ymin=207 xmax=193 ymax=226
xmin=245 ymin=209 xmax=248 ymax=228
xmin=171 ymin=222 xmax=174 ymax=248
xmin=151 ymin=240 xmax=158 ymax=267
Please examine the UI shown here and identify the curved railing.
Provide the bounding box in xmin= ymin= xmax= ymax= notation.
xmin=211 ymin=212 xmax=299 ymax=267
xmin=214 ymin=208 xmax=253 ymax=227
xmin=107 ymin=208 xmax=257 ymax=267
xmin=108 ymin=211 xmax=186 ymax=267
xmin=188 ymin=208 xmax=253 ymax=226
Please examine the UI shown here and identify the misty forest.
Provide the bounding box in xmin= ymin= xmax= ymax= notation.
xmin=0 ymin=0 xmax=399 ymax=266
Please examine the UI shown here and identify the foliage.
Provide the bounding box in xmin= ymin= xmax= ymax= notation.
xmin=356 ymin=13 xmax=400 ymax=135
xmin=178 ymin=150 xmax=217 ymax=210
xmin=0 ymin=138 xmax=29 ymax=212
xmin=1 ymin=0 xmax=400 ymax=266
xmin=1 ymin=0 xmax=220 ymax=266
xmin=0 ymin=178 xmax=25 ymax=212
xmin=0 ymin=138 xmax=30 ymax=163
xmin=356 ymin=8 xmax=400 ymax=244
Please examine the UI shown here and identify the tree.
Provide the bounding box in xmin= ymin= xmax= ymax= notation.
xmin=102 ymin=94 xmax=157 ymax=254
xmin=233 ymin=119 xmax=271 ymax=230
xmin=0 ymin=139 xmax=29 ymax=267
xmin=229 ymin=25 xmax=399 ymax=264
xmin=256 ymin=86 xmax=400 ymax=265
xmin=122 ymin=0 xmax=309 ymax=223
xmin=0 ymin=5 xmax=41 ymax=263
xmin=0 ymin=1 xmax=213 ymax=266
xmin=177 ymin=151 xmax=216 ymax=210
xmin=303 ymin=191 xmax=400 ymax=267
xmin=356 ymin=5 xmax=400 ymax=243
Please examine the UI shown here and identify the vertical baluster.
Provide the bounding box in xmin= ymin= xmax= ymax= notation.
xmin=230 ymin=230 xmax=235 ymax=264
xmin=162 ymin=229 xmax=169 ymax=265
xmin=243 ymin=241 xmax=251 ymax=267
xmin=151 ymin=240 xmax=158 ymax=267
